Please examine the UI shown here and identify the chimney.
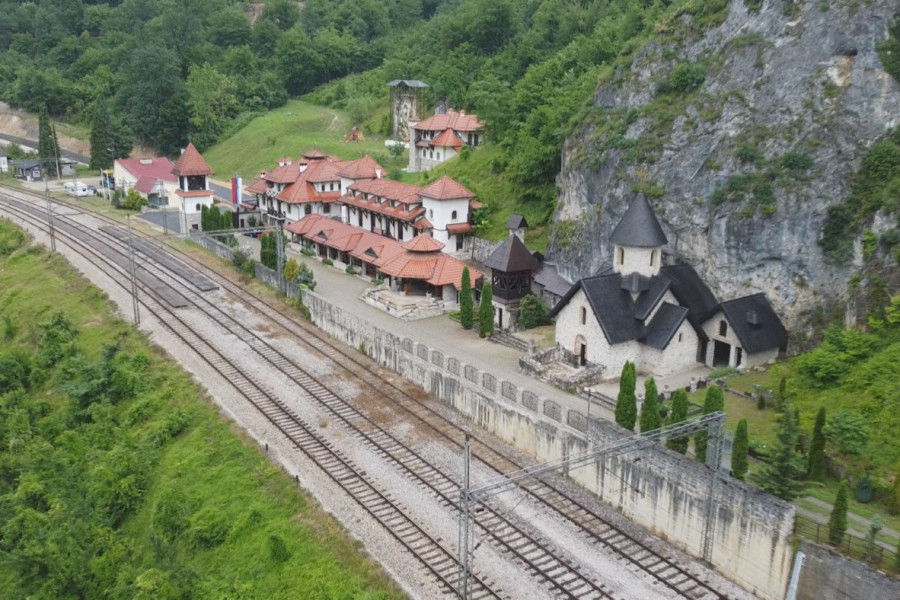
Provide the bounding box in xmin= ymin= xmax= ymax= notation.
xmin=375 ymin=168 xmax=382 ymax=179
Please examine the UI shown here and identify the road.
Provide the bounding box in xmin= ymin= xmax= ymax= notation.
xmin=0 ymin=133 xmax=91 ymax=165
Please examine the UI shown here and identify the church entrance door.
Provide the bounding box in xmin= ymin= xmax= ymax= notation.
xmin=579 ymin=343 xmax=587 ymax=367
xmin=712 ymin=340 xmax=730 ymax=367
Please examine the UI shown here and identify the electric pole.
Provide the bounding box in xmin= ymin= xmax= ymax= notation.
xmin=44 ymin=169 xmax=56 ymax=252
xmin=127 ymin=215 xmax=140 ymax=325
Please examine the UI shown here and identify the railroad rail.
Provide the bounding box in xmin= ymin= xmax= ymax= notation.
xmin=1 ymin=187 xmax=734 ymax=599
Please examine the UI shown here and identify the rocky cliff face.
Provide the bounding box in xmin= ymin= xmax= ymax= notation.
xmin=549 ymin=0 xmax=899 ymax=337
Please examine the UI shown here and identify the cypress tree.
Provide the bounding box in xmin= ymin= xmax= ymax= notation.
xmin=89 ymin=102 xmax=112 ymax=170
xmin=750 ymin=404 xmax=807 ymax=501
xmin=615 ymin=361 xmax=637 ymax=431
xmin=478 ymin=281 xmax=493 ymax=338
xmin=38 ymin=106 xmax=60 ymax=178
xmin=732 ymin=419 xmax=749 ymax=480
xmin=200 ymin=205 xmax=209 ymax=231
xmin=807 ymin=407 xmax=827 ymax=481
xmin=459 ymin=267 xmax=473 ymax=330
xmin=828 ymin=482 xmax=849 ymax=546
xmin=666 ymin=388 xmax=689 ymax=454
xmin=695 ymin=385 xmax=724 ymax=464
xmin=639 ymin=377 xmax=661 ymax=433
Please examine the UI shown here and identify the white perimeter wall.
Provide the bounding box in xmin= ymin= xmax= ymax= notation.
xmin=302 ymin=288 xmax=794 ymax=600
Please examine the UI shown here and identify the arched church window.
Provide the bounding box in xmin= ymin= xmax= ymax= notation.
xmin=650 ymin=250 xmax=656 ymax=267
xmin=617 ymin=247 xmax=624 ymax=266
xmin=719 ymin=320 xmax=728 ymax=337
xmin=451 ymin=210 xmax=457 ymax=220
xmin=580 ymin=307 xmax=587 ymax=325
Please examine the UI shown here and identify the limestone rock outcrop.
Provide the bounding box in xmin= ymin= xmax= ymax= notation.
xmin=549 ymin=0 xmax=899 ymax=338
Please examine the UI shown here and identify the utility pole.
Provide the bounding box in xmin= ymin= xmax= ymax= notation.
xmin=126 ymin=215 xmax=140 ymax=325
xmin=275 ymin=213 xmax=286 ymax=295
xmin=458 ymin=435 xmax=472 ymax=600
xmin=44 ymin=168 xmax=56 ymax=252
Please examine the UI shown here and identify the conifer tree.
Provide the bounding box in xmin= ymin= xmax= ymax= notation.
xmin=89 ymin=104 xmax=112 ymax=170
xmin=639 ymin=377 xmax=661 ymax=433
xmin=200 ymin=205 xmax=209 ymax=231
xmin=808 ymin=407 xmax=827 ymax=481
xmin=695 ymin=385 xmax=724 ymax=464
xmin=38 ymin=106 xmax=60 ymax=178
xmin=751 ymin=404 xmax=807 ymax=501
xmin=615 ymin=361 xmax=637 ymax=431
xmin=459 ymin=267 xmax=473 ymax=330
xmin=732 ymin=419 xmax=749 ymax=480
xmin=478 ymin=281 xmax=493 ymax=338
xmin=828 ymin=482 xmax=849 ymax=546
xmin=666 ymin=388 xmax=689 ymax=453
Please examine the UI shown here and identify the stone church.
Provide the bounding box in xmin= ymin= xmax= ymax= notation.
xmin=549 ymin=193 xmax=787 ymax=377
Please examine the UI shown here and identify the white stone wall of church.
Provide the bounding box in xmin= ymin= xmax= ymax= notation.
xmin=554 ymin=289 xmax=642 ymax=373
xmin=638 ymin=320 xmax=700 ymax=376
xmin=615 ymin=244 xmax=661 ymax=278
xmin=744 ymin=347 xmax=779 ymax=368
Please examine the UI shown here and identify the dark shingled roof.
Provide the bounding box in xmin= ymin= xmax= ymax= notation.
xmin=659 ymin=264 xmax=720 ymax=327
xmin=582 ymin=275 xmax=645 ymax=344
xmin=531 ymin=261 xmax=573 ymax=298
xmin=643 ymin=303 xmax=689 ymax=350
xmin=484 ymin=234 xmax=540 ymax=272
xmin=719 ymin=293 xmax=787 ymax=354
xmin=621 ymin=272 xmax=650 ymax=294
xmin=506 ymin=214 xmax=528 ymax=230
xmin=633 ymin=277 xmax=671 ymax=321
xmin=610 ymin=193 xmax=668 ymax=248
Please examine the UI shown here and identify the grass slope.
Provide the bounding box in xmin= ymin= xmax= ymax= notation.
xmin=0 ymin=218 xmax=405 ymax=600
xmin=203 ymin=100 xmax=407 ymax=180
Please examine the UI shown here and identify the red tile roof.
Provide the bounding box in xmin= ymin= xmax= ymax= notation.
xmin=413 ymin=109 xmax=483 ymax=133
xmin=446 ymin=222 xmax=474 ymax=235
xmin=172 ymin=143 xmax=213 ymax=176
xmin=420 ymin=176 xmax=474 ymax=200
xmin=286 ymin=215 xmax=481 ymax=290
xmin=134 ymin=176 xmax=161 ymax=195
xmin=246 ymin=178 xmax=269 ymax=195
xmin=431 ymin=128 xmax=463 ymax=148
xmin=414 ymin=218 xmax=433 ymax=230
xmin=339 ymin=155 xmax=386 ymax=180
xmin=116 ymin=157 xmax=177 ymax=183
xmin=402 ymin=235 xmax=445 ymax=252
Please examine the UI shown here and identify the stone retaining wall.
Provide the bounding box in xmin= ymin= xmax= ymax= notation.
xmin=796 ymin=541 xmax=899 ymax=600
xmin=300 ymin=288 xmax=794 ymax=600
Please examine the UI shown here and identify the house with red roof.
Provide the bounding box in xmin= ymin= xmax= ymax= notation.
xmin=286 ymin=214 xmax=482 ymax=311
xmin=338 ymin=175 xmax=478 ymax=253
xmin=245 ymin=150 xmax=386 ymax=225
xmin=408 ymin=108 xmax=484 ymax=172
xmin=113 ymin=156 xmax=178 ymax=208
xmin=171 ymin=143 xmax=215 ymax=230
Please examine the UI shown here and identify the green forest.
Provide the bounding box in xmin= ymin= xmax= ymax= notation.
xmin=0 ymin=219 xmax=403 ymax=599
xmin=0 ymin=0 xmax=734 ymax=216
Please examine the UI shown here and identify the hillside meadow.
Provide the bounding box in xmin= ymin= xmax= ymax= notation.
xmin=0 ymin=218 xmax=405 ymax=600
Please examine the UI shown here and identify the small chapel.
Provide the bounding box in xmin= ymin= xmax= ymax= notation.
xmin=549 ymin=193 xmax=787 ymax=378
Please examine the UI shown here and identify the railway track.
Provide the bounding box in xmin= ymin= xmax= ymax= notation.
xmin=0 ymin=188 xmax=734 ymax=599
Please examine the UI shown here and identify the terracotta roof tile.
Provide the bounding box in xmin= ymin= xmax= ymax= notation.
xmin=171 ymin=143 xmax=213 ymax=176
xmin=420 ymin=176 xmax=474 ymax=200
xmin=339 ymin=155 xmax=386 ymax=180
xmin=413 ymin=109 xmax=483 ymax=133
xmin=116 ymin=157 xmax=177 ymax=183
xmin=431 ymin=128 xmax=463 ymax=148
xmin=287 ymin=215 xmax=481 ymax=290
xmin=402 ymin=235 xmax=445 ymax=252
